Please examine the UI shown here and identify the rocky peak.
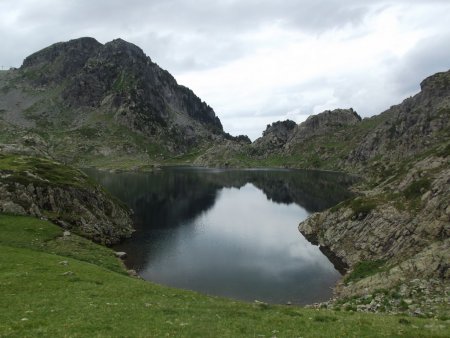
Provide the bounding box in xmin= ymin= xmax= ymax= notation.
xmin=420 ymin=71 xmax=450 ymax=92
xmin=263 ymin=120 xmax=296 ymax=138
xmin=286 ymin=108 xmax=361 ymax=144
xmin=253 ymin=120 xmax=296 ymax=150
xmin=251 ymin=110 xmax=362 ymax=153
xmin=21 ymin=37 xmax=102 ymax=85
xmin=100 ymin=39 xmax=149 ymax=66
xmin=300 ymin=108 xmax=361 ymax=133
xmin=348 ymin=69 xmax=450 ymax=164
xmin=22 ymin=37 xmax=101 ymax=68
xmin=12 ymin=37 xmax=228 ymax=153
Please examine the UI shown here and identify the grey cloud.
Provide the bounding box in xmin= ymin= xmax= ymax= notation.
xmin=2 ymin=0 xmax=443 ymax=71
xmin=0 ymin=0 xmax=376 ymax=69
xmin=390 ymin=33 xmax=450 ymax=96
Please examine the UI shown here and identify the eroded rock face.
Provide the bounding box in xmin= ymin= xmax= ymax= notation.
xmin=54 ymin=38 xmax=222 ymax=134
xmin=253 ymin=120 xmax=297 ymax=150
xmin=348 ymin=71 xmax=450 ymax=164
xmin=0 ymin=153 xmax=134 ymax=245
xmin=22 ymin=37 xmax=102 ymax=85
xmin=299 ymin=155 xmax=450 ymax=302
xmin=251 ymin=109 xmax=362 ymax=155
xmin=291 ymin=108 xmax=361 ymax=142
xmin=0 ymin=181 xmax=133 ymax=245
xmin=20 ymin=38 xmax=223 ymax=134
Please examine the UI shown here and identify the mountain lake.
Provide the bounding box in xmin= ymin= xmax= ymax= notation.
xmin=85 ymin=167 xmax=356 ymax=305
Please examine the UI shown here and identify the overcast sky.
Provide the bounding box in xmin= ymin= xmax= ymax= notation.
xmin=1 ymin=0 xmax=450 ymax=139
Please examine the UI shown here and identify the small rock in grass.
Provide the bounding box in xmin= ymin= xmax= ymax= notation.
xmin=62 ymin=271 xmax=74 ymax=276
xmin=414 ymin=309 xmax=424 ymax=317
xmin=59 ymin=260 xmax=69 ymax=266
xmin=115 ymin=251 xmax=127 ymax=259
xmin=63 ymin=231 xmax=71 ymax=237
xmin=127 ymin=269 xmax=138 ymax=276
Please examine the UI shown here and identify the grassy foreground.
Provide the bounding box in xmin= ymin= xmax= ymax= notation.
xmin=0 ymin=214 xmax=448 ymax=337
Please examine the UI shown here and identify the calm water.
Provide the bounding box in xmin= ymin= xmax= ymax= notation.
xmin=86 ymin=167 xmax=355 ymax=305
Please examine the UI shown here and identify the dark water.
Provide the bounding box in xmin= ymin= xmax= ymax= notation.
xmin=86 ymin=167 xmax=355 ymax=305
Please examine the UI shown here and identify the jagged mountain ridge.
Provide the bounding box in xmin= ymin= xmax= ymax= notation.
xmin=195 ymin=107 xmax=368 ymax=167
xmin=0 ymin=37 xmax=247 ymax=168
xmin=21 ymin=37 xmax=222 ymax=131
xmin=196 ymin=70 xmax=449 ymax=171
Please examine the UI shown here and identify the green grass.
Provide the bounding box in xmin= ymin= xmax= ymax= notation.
xmin=112 ymin=70 xmax=136 ymax=92
xmin=0 ymin=214 xmax=125 ymax=274
xmin=348 ymin=198 xmax=378 ymax=219
xmin=329 ymin=197 xmax=378 ymax=219
xmin=403 ymin=178 xmax=431 ymax=200
xmin=1 ymin=214 xmax=449 ymax=337
xmin=0 ymin=154 xmax=95 ymax=189
xmin=344 ymin=260 xmax=387 ymax=284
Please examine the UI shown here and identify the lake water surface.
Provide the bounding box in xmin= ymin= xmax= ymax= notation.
xmin=86 ymin=167 xmax=354 ymax=305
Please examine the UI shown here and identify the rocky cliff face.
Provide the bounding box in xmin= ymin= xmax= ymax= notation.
xmin=0 ymin=37 xmax=236 ymax=168
xmin=298 ymin=70 xmax=450 ymax=315
xmin=252 ymin=120 xmax=297 ymax=151
xmin=0 ymin=153 xmax=133 ymax=244
xmin=290 ymin=108 xmax=361 ymax=142
xmin=251 ymin=109 xmax=361 ymax=154
xmin=348 ymin=72 xmax=450 ymax=165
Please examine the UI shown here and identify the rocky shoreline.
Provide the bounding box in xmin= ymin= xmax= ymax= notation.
xmin=299 ymin=153 xmax=449 ymax=317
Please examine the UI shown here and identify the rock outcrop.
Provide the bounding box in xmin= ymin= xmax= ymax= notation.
xmin=0 ymin=153 xmax=133 ymax=244
xmin=290 ymin=108 xmax=361 ymax=142
xmin=253 ymin=120 xmax=297 ymax=151
xmin=348 ymin=72 xmax=450 ymax=165
xmin=251 ymin=109 xmax=362 ymax=154
xmin=300 ymin=156 xmax=449 ymax=270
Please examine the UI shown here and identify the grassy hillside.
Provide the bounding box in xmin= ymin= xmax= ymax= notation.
xmin=0 ymin=214 xmax=448 ymax=337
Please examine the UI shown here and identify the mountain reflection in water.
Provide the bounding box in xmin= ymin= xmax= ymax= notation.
xmin=85 ymin=167 xmax=356 ymax=304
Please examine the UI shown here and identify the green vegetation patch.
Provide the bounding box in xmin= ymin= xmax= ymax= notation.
xmin=0 ymin=214 xmax=125 ymax=274
xmin=0 ymin=154 xmax=95 ymax=189
xmin=436 ymin=143 xmax=450 ymax=157
xmin=112 ymin=71 xmax=136 ymax=92
xmin=403 ymin=178 xmax=431 ymax=200
xmin=349 ymin=198 xmax=377 ymax=219
xmin=345 ymin=260 xmax=387 ymax=284
xmin=331 ymin=197 xmax=378 ymax=219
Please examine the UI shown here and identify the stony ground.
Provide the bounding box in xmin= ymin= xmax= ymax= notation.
xmin=308 ymin=278 xmax=449 ymax=320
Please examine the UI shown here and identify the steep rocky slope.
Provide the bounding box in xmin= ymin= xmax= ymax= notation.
xmin=0 ymin=37 xmax=243 ymax=169
xmin=297 ymin=71 xmax=450 ymax=316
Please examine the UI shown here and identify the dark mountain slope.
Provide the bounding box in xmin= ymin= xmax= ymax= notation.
xmin=0 ymin=37 xmax=239 ymax=169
